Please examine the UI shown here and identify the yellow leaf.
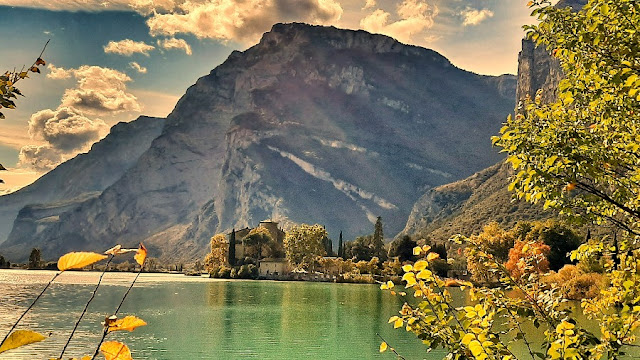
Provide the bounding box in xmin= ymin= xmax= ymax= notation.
xmin=107 ymin=316 xmax=147 ymax=333
xmin=416 ymin=269 xmax=432 ymax=280
xmin=394 ymin=318 xmax=403 ymax=328
xmin=402 ymin=264 xmax=413 ymax=272
xmin=461 ymin=333 xmax=475 ymax=346
xmin=104 ymin=245 xmax=136 ymax=256
xmin=413 ymin=246 xmax=422 ymax=255
xmin=468 ymin=340 xmax=483 ymax=357
xmin=0 ymin=330 xmax=46 ymax=354
xmin=402 ymin=272 xmax=416 ymax=287
xmin=426 ymin=252 xmax=440 ymax=261
xmin=379 ymin=342 xmax=388 ymax=353
xmin=58 ymin=252 xmax=108 ymax=271
xmin=413 ymin=260 xmax=428 ymax=271
xmin=100 ymin=341 xmax=132 ymax=360
xmin=134 ymin=243 xmax=147 ymax=266
xmin=388 ymin=316 xmax=399 ymax=324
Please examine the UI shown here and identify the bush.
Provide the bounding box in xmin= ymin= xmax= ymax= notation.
xmin=562 ymin=273 xmax=605 ymax=300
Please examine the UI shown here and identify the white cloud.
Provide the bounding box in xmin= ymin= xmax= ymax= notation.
xmin=104 ymin=39 xmax=155 ymax=56
xmin=359 ymin=0 xmax=438 ymax=44
xmin=460 ymin=7 xmax=494 ymax=26
xmin=157 ymin=37 xmax=192 ymax=55
xmin=145 ymin=0 xmax=343 ymax=44
xmin=18 ymin=144 xmax=66 ymax=172
xmin=129 ymin=62 xmax=148 ymax=73
xmin=363 ymin=0 xmax=376 ymax=10
xmin=28 ymin=107 xmax=107 ymax=152
xmin=49 ymin=65 xmax=141 ymax=114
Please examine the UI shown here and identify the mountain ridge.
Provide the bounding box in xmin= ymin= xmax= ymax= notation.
xmin=1 ymin=23 xmax=516 ymax=261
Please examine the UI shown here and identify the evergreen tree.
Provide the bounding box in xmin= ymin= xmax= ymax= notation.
xmin=372 ymin=216 xmax=386 ymax=261
xmin=228 ymin=229 xmax=236 ymax=266
xmin=28 ymin=248 xmax=41 ymax=269
xmin=388 ymin=235 xmax=417 ymax=262
xmin=338 ymin=231 xmax=343 ymax=258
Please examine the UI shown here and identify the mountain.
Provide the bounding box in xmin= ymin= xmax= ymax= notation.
xmin=0 ymin=116 xmax=164 ymax=246
xmin=0 ymin=23 xmax=517 ymax=262
xmin=397 ymin=162 xmax=553 ymax=242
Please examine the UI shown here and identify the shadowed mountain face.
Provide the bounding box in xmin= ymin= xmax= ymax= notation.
xmin=0 ymin=23 xmax=516 ymax=261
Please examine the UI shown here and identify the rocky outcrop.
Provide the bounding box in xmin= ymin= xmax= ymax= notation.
xmin=0 ymin=116 xmax=164 ymax=246
xmin=397 ymin=162 xmax=552 ymax=242
xmin=516 ymin=0 xmax=587 ymax=103
xmin=1 ymin=23 xmax=517 ymax=261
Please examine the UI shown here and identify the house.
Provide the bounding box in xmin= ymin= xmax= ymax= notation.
xmin=258 ymin=258 xmax=288 ymax=277
xmin=227 ymin=220 xmax=286 ymax=263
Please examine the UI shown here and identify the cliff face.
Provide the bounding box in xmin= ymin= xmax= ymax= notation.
xmin=398 ymin=162 xmax=552 ymax=242
xmin=0 ymin=116 xmax=165 ymax=246
xmin=0 ymin=23 xmax=517 ymax=261
xmin=516 ymin=0 xmax=587 ymax=103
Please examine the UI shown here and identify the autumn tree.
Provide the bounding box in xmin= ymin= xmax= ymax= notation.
xmin=525 ymin=220 xmax=582 ymax=270
xmin=243 ymin=227 xmax=273 ymax=260
xmin=284 ymin=224 xmax=327 ymax=267
xmin=465 ymin=222 xmax=516 ymax=283
xmin=505 ymin=239 xmax=551 ymax=280
xmin=383 ymin=2 xmax=640 ymax=359
xmin=204 ymin=234 xmax=227 ymax=272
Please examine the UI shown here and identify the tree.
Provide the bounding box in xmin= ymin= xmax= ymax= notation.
xmin=505 ymin=239 xmax=551 ymax=280
xmin=343 ymin=235 xmax=374 ymax=261
xmin=465 ymin=222 xmax=516 ymax=283
xmin=284 ymin=224 xmax=327 ymax=267
xmin=382 ymin=2 xmax=640 ymax=359
xmin=525 ymin=220 xmax=582 ymax=271
xmin=243 ymin=227 xmax=273 ymax=260
xmin=337 ymin=231 xmax=343 ymax=258
xmin=372 ymin=216 xmax=386 ymax=260
xmin=388 ymin=235 xmax=417 ymax=262
xmin=228 ymin=229 xmax=236 ymax=266
xmin=204 ymin=234 xmax=227 ymax=272
xmin=324 ymin=235 xmax=333 ymax=256
xmin=28 ymin=248 xmax=41 ymax=269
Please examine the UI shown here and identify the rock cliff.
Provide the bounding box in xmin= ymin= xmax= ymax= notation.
xmin=1 ymin=23 xmax=516 ymax=261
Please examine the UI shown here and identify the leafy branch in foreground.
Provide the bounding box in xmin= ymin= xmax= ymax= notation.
xmin=0 ymin=243 xmax=148 ymax=360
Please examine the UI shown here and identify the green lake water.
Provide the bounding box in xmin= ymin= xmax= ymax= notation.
xmin=0 ymin=269 xmax=444 ymax=360
xmin=1 ymin=270 xmax=637 ymax=360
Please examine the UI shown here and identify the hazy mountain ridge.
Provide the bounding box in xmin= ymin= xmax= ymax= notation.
xmin=1 ymin=23 xmax=516 ymax=261
xmin=0 ymin=116 xmax=165 ymax=247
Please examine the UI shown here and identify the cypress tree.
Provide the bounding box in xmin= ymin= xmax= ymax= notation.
xmin=338 ymin=231 xmax=343 ymax=258
xmin=372 ymin=217 xmax=385 ymax=260
xmin=228 ymin=229 xmax=236 ymax=266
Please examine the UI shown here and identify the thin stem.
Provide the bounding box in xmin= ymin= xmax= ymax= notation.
xmin=91 ymin=260 xmax=145 ymax=360
xmin=0 ymin=272 xmax=59 ymax=347
xmin=60 ymin=255 xmax=114 ymax=359
xmin=376 ymin=333 xmax=407 ymax=360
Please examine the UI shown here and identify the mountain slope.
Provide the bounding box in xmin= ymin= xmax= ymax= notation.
xmin=0 ymin=116 xmax=165 ymax=245
xmin=1 ymin=23 xmax=516 ymax=261
xmin=398 ymin=162 xmax=553 ymax=242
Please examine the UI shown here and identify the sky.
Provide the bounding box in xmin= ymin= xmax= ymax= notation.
xmin=0 ymin=0 xmax=534 ymax=194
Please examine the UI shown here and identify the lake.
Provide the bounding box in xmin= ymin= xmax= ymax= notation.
xmin=0 ymin=269 xmax=443 ymax=360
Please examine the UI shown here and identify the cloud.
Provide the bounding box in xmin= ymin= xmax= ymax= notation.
xmin=359 ymin=0 xmax=438 ymax=44
xmin=0 ymin=0 xmax=174 ymax=12
xmin=18 ymin=144 xmax=65 ymax=172
xmin=128 ymin=62 xmax=148 ymax=74
xmin=145 ymin=0 xmax=343 ymax=44
xmin=104 ymin=39 xmax=155 ymax=56
xmin=157 ymin=37 xmax=192 ymax=55
xmin=363 ymin=0 xmax=376 ymax=10
xmin=48 ymin=65 xmax=141 ymax=114
xmin=28 ymin=107 xmax=107 ymax=152
xmin=460 ymin=7 xmax=494 ymax=26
